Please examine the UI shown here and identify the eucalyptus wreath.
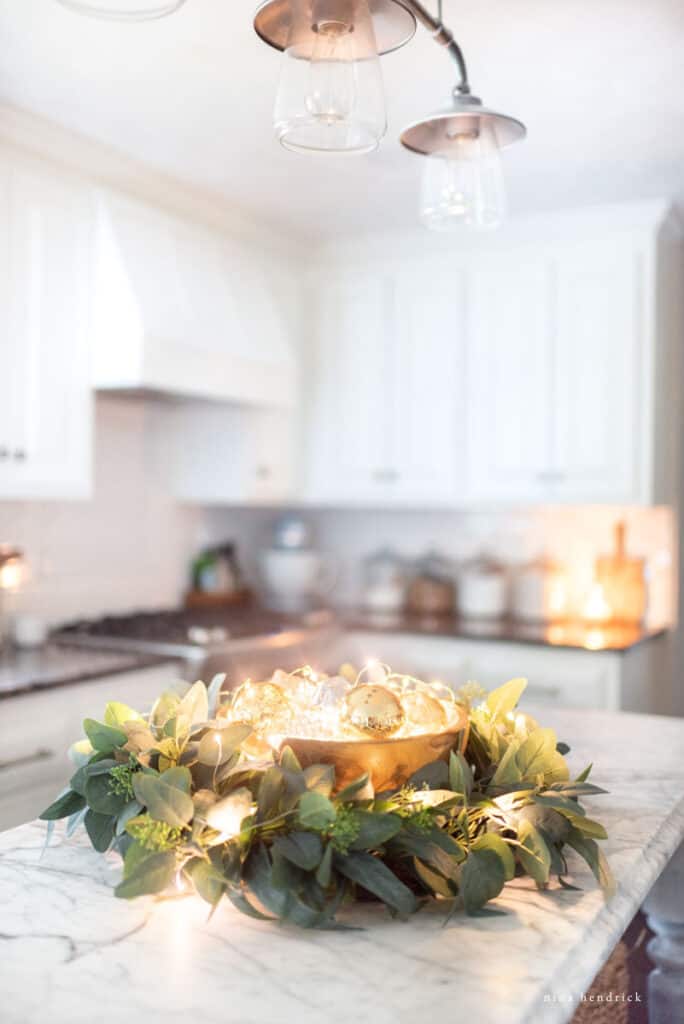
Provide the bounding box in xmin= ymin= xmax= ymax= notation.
xmin=40 ymin=675 xmax=613 ymax=927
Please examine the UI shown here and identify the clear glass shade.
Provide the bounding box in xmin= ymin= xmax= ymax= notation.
xmin=56 ymin=0 xmax=186 ymax=19
xmin=274 ymin=0 xmax=386 ymax=154
xmin=419 ymin=123 xmax=506 ymax=231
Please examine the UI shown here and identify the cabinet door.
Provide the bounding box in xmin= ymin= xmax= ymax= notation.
xmin=551 ymin=244 xmax=642 ymax=502
xmin=390 ymin=263 xmax=465 ymax=503
xmin=465 ymin=259 xmax=554 ymax=502
xmin=157 ymin=400 xmax=296 ymax=505
xmin=305 ymin=273 xmax=393 ymax=502
xmin=1 ymin=158 xmax=93 ymax=499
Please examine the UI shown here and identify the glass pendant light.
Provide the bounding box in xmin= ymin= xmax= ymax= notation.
xmin=254 ymin=0 xmax=416 ymax=154
xmin=401 ymin=92 xmax=525 ymax=231
xmin=56 ymin=0 xmax=186 ymax=20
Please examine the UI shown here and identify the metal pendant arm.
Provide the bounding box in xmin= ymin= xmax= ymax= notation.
xmin=402 ymin=0 xmax=470 ymax=93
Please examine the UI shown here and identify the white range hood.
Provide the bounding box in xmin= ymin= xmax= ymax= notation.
xmin=91 ymin=191 xmax=295 ymax=407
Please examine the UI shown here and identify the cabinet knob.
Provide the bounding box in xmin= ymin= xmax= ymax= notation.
xmin=0 ymin=447 xmax=8 ymax=460
xmin=537 ymin=470 xmax=564 ymax=484
xmin=256 ymin=465 xmax=271 ymax=480
xmin=373 ymin=468 xmax=399 ymax=483
xmin=13 ymin=449 xmax=26 ymax=461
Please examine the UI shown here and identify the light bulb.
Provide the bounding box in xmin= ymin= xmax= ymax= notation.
xmin=306 ymin=20 xmax=357 ymax=124
xmin=419 ymin=123 xmax=506 ymax=231
xmin=274 ymin=0 xmax=386 ymax=154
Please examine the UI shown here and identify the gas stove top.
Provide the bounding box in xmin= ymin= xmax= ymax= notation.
xmin=54 ymin=606 xmax=338 ymax=664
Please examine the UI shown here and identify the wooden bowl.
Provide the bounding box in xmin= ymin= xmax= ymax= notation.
xmin=279 ymin=704 xmax=469 ymax=792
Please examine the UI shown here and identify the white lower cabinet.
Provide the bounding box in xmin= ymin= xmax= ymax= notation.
xmin=0 ymin=663 xmax=181 ymax=832
xmin=344 ymin=630 xmax=664 ymax=713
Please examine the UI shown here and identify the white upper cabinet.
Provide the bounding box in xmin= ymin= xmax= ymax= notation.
xmin=464 ymin=239 xmax=647 ymax=504
xmin=306 ymin=273 xmax=391 ymax=502
xmin=465 ymin=258 xmax=554 ymax=502
xmin=152 ymin=400 xmax=296 ymax=506
xmin=92 ymin=191 xmax=296 ymax=407
xmin=305 ymin=203 xmax=679 ymax=509
xmin=551 ymin=243 xmax=642 ymax=502
xmin=305 ymin=261 xmax=465 ymax=506
xmin=0 ymin=152 xmax=93 ymax=499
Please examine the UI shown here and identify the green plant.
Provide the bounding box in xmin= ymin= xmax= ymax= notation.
xmin=40 ymin=675 xmax=613 ymax=927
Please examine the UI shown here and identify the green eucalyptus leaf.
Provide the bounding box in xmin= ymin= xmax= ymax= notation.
xmin=257 ymin=766 xmax=285 ymax=821
xmin=303 ymin=763 xmax=335 ymax=797
xmin=39 ymin=789 xmax=86 ymax=821
xmin=335 ymin=773 xmax=371 ymax=802
xmin=516 ymin=729 xmax=557 ymax=779
xmin=225 ymin=887 xmax=275 ymax=922
xmin=555 ymin=810 xmax=608 ymax=840
xmin=198 ymin=723 xmax=253 ymax=766
xmin=104 ymin=702 xmax=142 ymax=728
xmin=116 ymin=800 xmax=143 ymax=836
xmin=115 ymin=850 xmax=176 ymax=899
xmin=334 ymin=851 xmax=417 ymax=916
xmin=473 ymin=833 xmax=515 ymax=881
xmin=449 ymin=751 xmax=473 ymax=796
xmin=280 ymin=746 xmax=302 ymax=773
xmin=84 ymin=809 xmax=116 ymax=853
xmin=516 ymin=819 xmax=551 ymax=885
xmin=413 ymin=857 xmax=456 ymax=898
xmin=132 ymin=773 xmax=194 ymax=827
xmin=150 ymin=691 xmax=181 ymax=730
xmin=485 ymin=678 xmax=527 ymax=719
xmin=490 ymin=741 xmax=522 ymax=788
xmin=315 ymin=843 xmax=334 ymax=888
xmin=84 ymin=773 xmax=129 ymax=816
xmin=349 ymin=811 xmax=402 ymax=851
xmin=273 ymin=832 xmax=323 ymax=870
xmin=186 ymin=853 xmax=226 ymax=906
xmin=460 ymin=848 xmax=506 ymax=913
xmin=178 ymin=681 xmax=209 ymax=727
xmin=408 ymin=760 xmax=449 ymax=790
xmin=298 ymin=791 xmax=336 ymax=831
xmin=83 ymin=719 xmax=127 ymax=754
xmin=565 ymin=826 xmax=616 ymax=896
xmin=388 ymin=828 xmax=463 ymax=882
xmin=207 ymin=674 xmax=227 ymax=718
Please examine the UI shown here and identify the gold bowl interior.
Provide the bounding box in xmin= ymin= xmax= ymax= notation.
xmin=279 ymin=704 xmax=469 ymax=792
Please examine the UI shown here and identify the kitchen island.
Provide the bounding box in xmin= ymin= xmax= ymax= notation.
xmin=1 ymin=707 xmax=684 ymax=1024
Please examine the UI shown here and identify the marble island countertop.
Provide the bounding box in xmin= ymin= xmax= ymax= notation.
xmin=1 ymin=707 xmax=684 ymax=1024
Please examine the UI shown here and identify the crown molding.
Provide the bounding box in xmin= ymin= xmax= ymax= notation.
xmin=0 ymin=103 xmax=305 ymax=260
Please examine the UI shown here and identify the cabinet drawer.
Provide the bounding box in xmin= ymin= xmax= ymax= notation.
xmin=346 ymin=631 xmax=621 ymax=711
xmin=0 ymin=663 xmax=182 ymax=771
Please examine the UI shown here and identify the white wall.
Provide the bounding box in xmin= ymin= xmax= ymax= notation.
xmin=0 ymin=396 xmax=209 ymax=627
xmin=202 ymin=503 xmax=675 ymax=629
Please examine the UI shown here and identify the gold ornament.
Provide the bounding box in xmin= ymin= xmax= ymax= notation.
xmin=230 ymin=681 xmax=293 ymax=736
xmin=343 ymin=684 xmax=405 ymax=738
xmin=401 ymin=691 xmax=447 ymax=733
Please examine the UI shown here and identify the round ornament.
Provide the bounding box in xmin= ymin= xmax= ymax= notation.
xmin=401 ymin=690 xmax=448 ymax=732
xmin=229 ymin=681 xmax=293 ymax=736
xmin=343 ymin=684 xmax=405 ymax=738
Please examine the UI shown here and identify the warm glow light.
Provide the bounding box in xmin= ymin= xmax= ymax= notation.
xmin=582 ymin=581 xmax=613 ymax=624
xmin=205 ymin=789 xmax=254 ymax=842
xmin=0 ymin=559 xmax=23 ymax=590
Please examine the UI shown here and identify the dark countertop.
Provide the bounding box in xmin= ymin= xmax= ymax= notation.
xmin=342 ymin=609 xmax=668 ymax=653
xmin=0 ymin=644 xmax=176 ymax=700
xmin=0 ymin=606 xmax=665 ymax=701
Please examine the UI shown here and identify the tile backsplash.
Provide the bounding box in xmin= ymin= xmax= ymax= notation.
xmin=0 ymin=396 xmax=209 ymax=626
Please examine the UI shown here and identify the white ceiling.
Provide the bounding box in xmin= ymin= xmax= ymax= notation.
xmin=1 ymin=0 xmax=683 ymax=241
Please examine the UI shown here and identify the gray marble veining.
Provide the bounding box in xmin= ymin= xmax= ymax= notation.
xmin=1 ymin=707 xmax=683 ymax=1024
